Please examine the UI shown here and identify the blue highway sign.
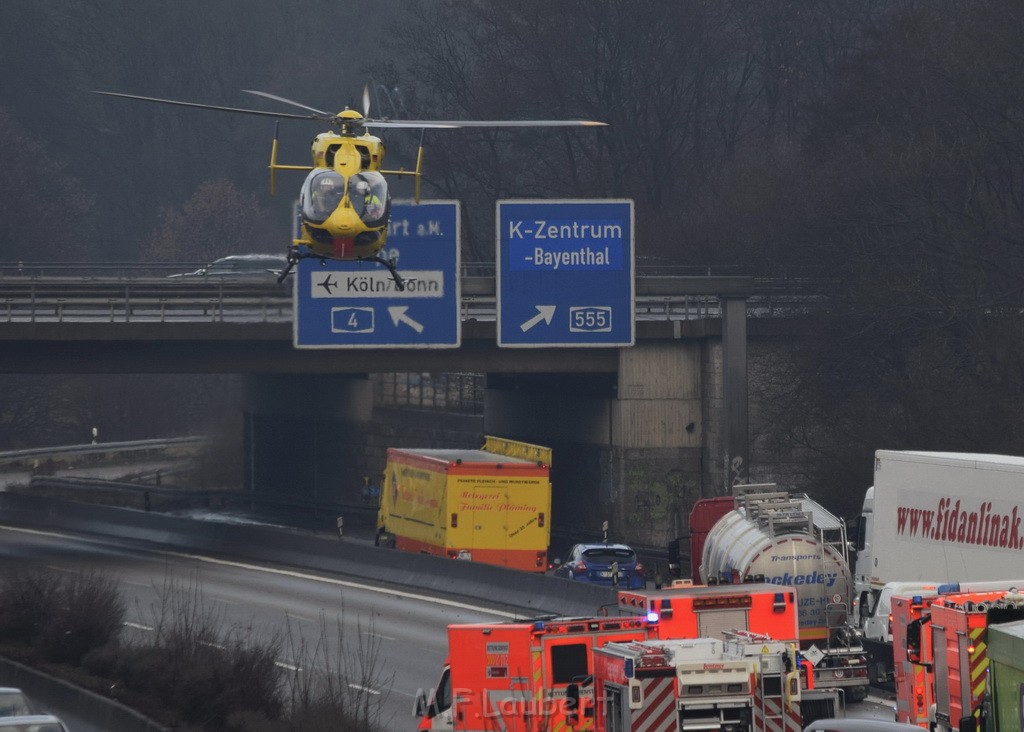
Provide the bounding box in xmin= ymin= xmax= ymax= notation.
xmin=497 ymin=199 xmax=634 ymax=347
xmin=293 ymin=200 xmax=460 ymax=349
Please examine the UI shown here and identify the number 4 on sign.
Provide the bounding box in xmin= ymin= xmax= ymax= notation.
xmin=330 ymin=306 xmax=374 ymax=334
xmin=520 ymin=305 xmax=556 ymax=332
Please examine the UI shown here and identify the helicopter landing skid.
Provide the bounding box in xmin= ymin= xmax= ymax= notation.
xmin=370 ymin=254 xmax=406 ymax=292
xmin=276 ymin=256 xmax=297 ymax=284
xmin=278 ymin=250 xmax=405 ymax=291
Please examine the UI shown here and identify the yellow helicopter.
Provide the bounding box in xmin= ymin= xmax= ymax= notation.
xmin=94 ymin=88 xmax=607 ymax=289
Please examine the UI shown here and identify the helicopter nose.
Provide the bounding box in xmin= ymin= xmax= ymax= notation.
xmin=331 ymin=237 xmax=356 ymax=258
xmin=327 ymin=207 xmax=361 ymax=232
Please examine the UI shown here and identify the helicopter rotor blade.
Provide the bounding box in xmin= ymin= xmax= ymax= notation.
xmin=93 ymin=91 xmax=327 ymax=122
xmin=95 ymin=91 xmax=608 ymax=130
xmin=363 ymin=119 xmax=607 ymax=129
xmin=241 ymin=90 xmax=331 ymax=116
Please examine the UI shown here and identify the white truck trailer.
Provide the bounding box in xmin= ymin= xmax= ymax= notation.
xmin=853 ymin=450 xmax=1024 ymax=683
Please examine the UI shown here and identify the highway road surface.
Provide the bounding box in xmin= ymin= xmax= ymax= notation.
xmin=0 ymin=524 xmax=518 ymax=729
xmin=0 ymin=523 xmax=900 ymax=730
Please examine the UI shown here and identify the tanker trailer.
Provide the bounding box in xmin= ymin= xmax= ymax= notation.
xmin=699 ymin=484 xmax=870 ymax=702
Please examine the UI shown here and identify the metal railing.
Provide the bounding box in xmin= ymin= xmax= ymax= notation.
xmin=373 ymin=372 xmax=485 ymax=413
xmin=0 ymin=436 xmax=208 ymax=468
xmin=0 ymin=269 xmax=828 ymax=324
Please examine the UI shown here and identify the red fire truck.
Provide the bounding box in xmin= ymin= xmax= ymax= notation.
xmin=890 ymin=586 xmax=1024 ymax=730
xmin=416 ymin=615 xmax=654 ymax=731
xmin=617 ymin=582 xmax=800 ymax=644
xmin=890 ymin=593 xmax=935 ymax=727
xmin=592 ymin=631 xmax=805 ymax=731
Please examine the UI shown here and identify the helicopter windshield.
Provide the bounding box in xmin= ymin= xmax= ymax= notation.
xmin=301 ymin=169 xmax=346 ymax=223
xmin=350 ymin=171 xmax=389 ymax=226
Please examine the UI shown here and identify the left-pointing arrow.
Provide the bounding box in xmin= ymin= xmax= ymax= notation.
xmin=388 ymin=306 xmax=424 ymax=333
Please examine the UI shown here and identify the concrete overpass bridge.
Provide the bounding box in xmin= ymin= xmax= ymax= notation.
xmin=0 ymin=269 xmax=816 ymax=546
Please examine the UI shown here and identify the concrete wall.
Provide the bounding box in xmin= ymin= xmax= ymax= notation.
xmin=614 ymin=342 xmax=702 ymax=448
xmin=240 ymin=333 xmax=747 ymax=551
xmin=482 ymin=341 xmax=711 ymax=549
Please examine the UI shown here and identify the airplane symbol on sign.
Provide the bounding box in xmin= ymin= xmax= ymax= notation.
xmin=317 ymin=275 xmax=338 ymax=294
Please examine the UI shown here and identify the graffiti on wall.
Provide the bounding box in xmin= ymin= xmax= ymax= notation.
xmin=622 ymin=465 xmax=700 ymax=539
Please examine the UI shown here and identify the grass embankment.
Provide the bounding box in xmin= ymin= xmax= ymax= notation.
xmin=0 ymin=569 xmax=390 ymax=731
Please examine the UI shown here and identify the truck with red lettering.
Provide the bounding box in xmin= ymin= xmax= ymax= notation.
xmin=853 ymin=451 xmax=1024 ymax=684
xmin=375 ymin=436 xmax=552 ymax=572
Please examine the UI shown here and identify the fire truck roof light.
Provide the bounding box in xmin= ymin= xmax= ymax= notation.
xmin=532 ymin=621 xmax=545 ymax=632
xmin=912 ymin=595 xmax=923 ymax=604
xmin=646 ymin=611 xmax=660 ymax=623
xmin=938 ymin=583 xmax=960 ymax=594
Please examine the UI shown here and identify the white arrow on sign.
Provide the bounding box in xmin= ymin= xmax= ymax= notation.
xmin=387 ymin=306 xmax=424 ymax=333
xmin=520 ymin=305 xmax=556 ymax=332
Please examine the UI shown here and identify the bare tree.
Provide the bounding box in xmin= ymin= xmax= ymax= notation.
xmin=144 ymin=179 xmax=284 ymax=263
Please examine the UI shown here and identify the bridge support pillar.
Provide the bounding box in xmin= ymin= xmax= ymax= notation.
xmin=484 ymin=341 xmax=704 ymax=556
xmin=243 ymin=374 xmax=374 ymax=502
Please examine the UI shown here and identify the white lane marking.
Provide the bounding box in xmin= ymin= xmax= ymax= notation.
xmin=123 ymin=621 xmax=154 ymax=631
xmin=276 ymin=660 xmax=302 ymax=672
xmin=349 ymin=683 xmax=380 ymax=695
xmin=1 ymin=524 xmax=520 ymax=618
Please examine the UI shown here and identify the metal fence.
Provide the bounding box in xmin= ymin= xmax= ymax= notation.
xmin=373 ymin=372 xmax=485 ymax=413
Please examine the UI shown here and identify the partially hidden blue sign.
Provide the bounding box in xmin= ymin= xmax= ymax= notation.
xmin=293 ymin=200 xmax=460 ymax=348
xmin=497 ymin=199 xmax=634 ymax=347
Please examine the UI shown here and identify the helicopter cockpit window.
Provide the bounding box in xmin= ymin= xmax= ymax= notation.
xmin=302 ymin=169 xmax=345 ymax=223
xmin=350 ymin=171 xmax=389 ymax=226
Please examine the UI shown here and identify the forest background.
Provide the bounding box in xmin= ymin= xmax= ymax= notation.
xmin=1 ymin=0 xmax=1022 ymax=517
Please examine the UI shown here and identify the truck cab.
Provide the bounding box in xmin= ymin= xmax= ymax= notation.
xmin=853 ymin=486 xmax=873 ymax=630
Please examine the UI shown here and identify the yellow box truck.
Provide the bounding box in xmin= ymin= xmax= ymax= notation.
xmin=375 ymin=436 xmax=552 ymax=572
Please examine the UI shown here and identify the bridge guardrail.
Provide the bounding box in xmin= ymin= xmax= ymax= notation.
xmin=0 ymin=273 xmax=828 ymax=324
xmin=0 ymin=437 xmax=207 ymax=468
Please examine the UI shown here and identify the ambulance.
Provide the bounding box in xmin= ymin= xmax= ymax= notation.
xmin=416 ymin=615 xmax=655 ymax=731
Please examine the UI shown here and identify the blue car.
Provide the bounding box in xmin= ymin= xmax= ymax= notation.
xmin=552 ymin=543 xmax=646 ymax=589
